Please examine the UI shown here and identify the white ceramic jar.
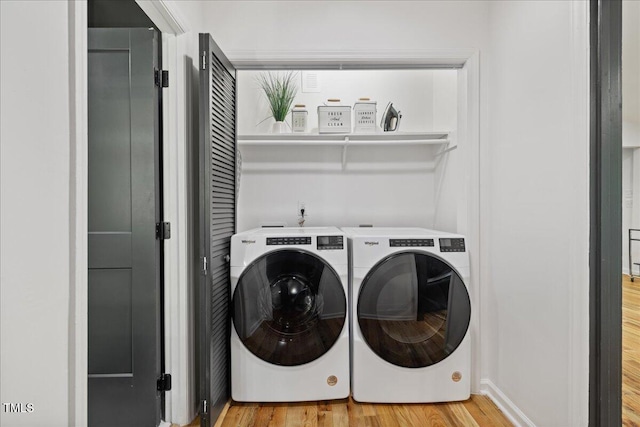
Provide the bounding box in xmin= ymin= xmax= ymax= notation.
xmin=291 ymin=104 xmax=308 ymax=133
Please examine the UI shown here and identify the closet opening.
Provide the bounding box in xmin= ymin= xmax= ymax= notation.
xmin=235 ymin=68 xmax=464 ymax=235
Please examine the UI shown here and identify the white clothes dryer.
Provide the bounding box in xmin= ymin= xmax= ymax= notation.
xmin=342 ymin=227 xmax=471 ymax=403
xmin=230 ymin=227 xmax=349 ymax=402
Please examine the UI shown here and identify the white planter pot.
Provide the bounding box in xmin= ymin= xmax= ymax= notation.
xmin=271 ymin=121 xmax=287 ymax=133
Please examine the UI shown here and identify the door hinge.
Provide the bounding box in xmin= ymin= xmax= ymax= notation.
xmin=156 ymin=222 xmax=171 ymax=240
xmin=203 ymin=257 xmax=208 ymax=276
xmin=202 ymin=52 xmax=207 ymax=70
xmin=202 ymin=399 xmax=208 ymax=414
xmin=155 ymin=69 xmax=169 ymax=88
xmin=157 ymin=373 xmax=172 ymax=391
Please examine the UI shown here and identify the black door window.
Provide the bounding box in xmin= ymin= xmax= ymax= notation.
xmin=233 ymin=250 xmax=346 ymax=366
xmin=358 ymin=252 xmax=470 ymax=368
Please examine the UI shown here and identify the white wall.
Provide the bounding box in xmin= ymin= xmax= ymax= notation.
xmin=624 ymin=147 xmax=640 ymax=277
xmin=0 ymin=1 xmax=71 ymax=426
xmin=176 ymin=31 xmax=201 ymax=425
xmin=622 ymin=0 xmax=640 ymax=275
xmin=164 ymin=0 xmax=206 ymax=31
xmin=237 ymin=144 xmax=441 ymax=230
xmin=432 ymin=71 xmax=460 ymax=233
xmin=622 ymin=0 xmax=640 ymax=148
xmin=203 ymin=1 xmax=490 ymax=53
xmin=623 ymin=149 xmax=636 ymax=274
xmin=236 ymin=69 xmax=458 ymax=232
xmin=485 ymin=1 xmax=588 ymax=426
xmin=632 ymin=149 xmax=640 ymax=276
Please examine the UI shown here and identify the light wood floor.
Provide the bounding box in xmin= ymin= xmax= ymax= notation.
xmin=197 ymin=394 xmax=512 ymax=427
xmin=623 ymin=274 xmax=640 ymax=426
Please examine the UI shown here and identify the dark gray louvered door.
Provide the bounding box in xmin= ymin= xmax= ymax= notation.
xmin=198 ymin=33 xmax=236 ymax=427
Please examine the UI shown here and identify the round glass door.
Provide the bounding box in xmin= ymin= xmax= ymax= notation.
xmin=233 ymin=249 xmax=346 ymax=366
xmin=358 ymin=252 xmax=470 ymax=368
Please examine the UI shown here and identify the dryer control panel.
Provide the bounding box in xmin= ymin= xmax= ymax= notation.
xmin=389 ymin=239 xmax=434 ymax=247
xmin=317 ymin=235 xmax=344 ymax=250
xmin=267 ymin=236 xmax=311 ymax=245
xmin=439 ymin=238 xmax=466 ymax=252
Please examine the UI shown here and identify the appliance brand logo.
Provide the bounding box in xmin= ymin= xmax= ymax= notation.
xmin=364 ymin=241 xmax=379 ymax=246
xmin=241 ymin=240 xmax=256 ymax=244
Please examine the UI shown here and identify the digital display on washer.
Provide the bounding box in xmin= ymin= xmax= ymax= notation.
xmin=389 ymin=239 xmax=434 ymax=247
xmin=439 ymin=238 xmax=465 ymax=252
xmin=266 ymin=236 xmax=311 ymax=245
xmin=317 ymin=235 xmax=344 ymax=250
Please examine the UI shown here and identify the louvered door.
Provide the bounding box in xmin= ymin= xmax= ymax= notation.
xmin=198 ymin=33 xmax=236 ymax=427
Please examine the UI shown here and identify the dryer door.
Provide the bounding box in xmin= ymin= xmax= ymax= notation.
xmin=233 ymin=249 xmax=346 ymax=366
xmin=358 ymin=252 xmax=470 ymax=368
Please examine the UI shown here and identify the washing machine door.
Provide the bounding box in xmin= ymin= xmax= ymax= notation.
xmin=233 ymin=249 xmax=346 ymax=366
xmin=358 ymin=252 xmax=470 ymax=368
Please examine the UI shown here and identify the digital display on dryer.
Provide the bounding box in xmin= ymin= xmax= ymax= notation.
xmin=439 ymin=238 xmax=465 ymax=252
xmin=317 ymin=235 xmax=344 ymax=250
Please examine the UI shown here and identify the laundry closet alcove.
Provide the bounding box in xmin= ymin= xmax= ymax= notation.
xmin=235 ymin=69 xmax=462 ymax=234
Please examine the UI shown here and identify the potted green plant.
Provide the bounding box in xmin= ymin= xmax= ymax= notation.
xmin=257 ymin=71 xmax=298 ymax=133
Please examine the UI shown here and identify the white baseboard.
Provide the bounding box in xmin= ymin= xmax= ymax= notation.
xmin=480 ymin=379 xmax=535 ymax=427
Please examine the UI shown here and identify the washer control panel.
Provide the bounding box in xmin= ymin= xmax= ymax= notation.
xmin=389 ymin=239 xmax=434 ymax=247
xmin=439 ymin=238 xmax=466 ymax=252
xmin=317 ymin=235 xmax=344 ymax=250
xmin=267 ymin=236 xmax=311 ymax=246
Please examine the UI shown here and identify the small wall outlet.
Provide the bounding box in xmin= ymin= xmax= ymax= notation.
xmin=297 ymin=201 xmax=307 ymax=227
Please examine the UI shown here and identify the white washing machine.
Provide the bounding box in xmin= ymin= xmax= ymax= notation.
xmin=342 ymin=227 xmax=471 ymax=403
xmin=230 ymin=227 xmax=349 ymax=402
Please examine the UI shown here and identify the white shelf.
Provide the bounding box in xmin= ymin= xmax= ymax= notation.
xmin=237 ymin=131 xmax=455 ymax=171
xmin=238 ymin=131 xmax=451 ymax=147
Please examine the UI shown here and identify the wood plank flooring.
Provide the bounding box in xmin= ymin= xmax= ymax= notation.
xmin=191 ymin=395 xmax=512 ymax=427
xmin=623 ymin=274 xmax=640 ymax=427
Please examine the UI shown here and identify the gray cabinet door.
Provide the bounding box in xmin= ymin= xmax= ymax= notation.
xmin=88 ymin=28 xmax=162 ymax=427
xmin=198 ymin=33 xmax=236 ymax=427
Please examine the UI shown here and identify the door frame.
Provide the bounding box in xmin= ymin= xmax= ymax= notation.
xmin=69 ymin=0 xmax=193 ymax=425
xmin=589 ymin=0 xmax=623 ymax=426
